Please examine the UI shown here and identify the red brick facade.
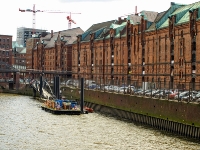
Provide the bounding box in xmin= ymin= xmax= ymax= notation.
xmin=28 ymin=2 xmax=200 ymax=90
xmin=71 ymin=3 xmax=200 ymax=90
xmin=0 ymin=35 xmax=12 ymax=79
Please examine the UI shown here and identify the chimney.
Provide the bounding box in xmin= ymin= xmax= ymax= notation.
xmin=135 ymin=6 xmax=138 ymax=16
xmin=51 ymin=30 xmax=53 ymax=38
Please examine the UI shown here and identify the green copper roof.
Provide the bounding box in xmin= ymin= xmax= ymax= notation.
xmin=171 ymin=3 xmax=193 ymax=23
xmin=191 ymin=2 xmax=200 ymax=19
xmin=176 ymin=1 xmax=200 ymax=25
xmin=108 ymin=22 xmax=126 ymax=38
xmin=198 ymin=8 xmax=200 ymax=19
xmin=190 ymin=1 xmax=200 ymax=10
xmin=147 ymin=21 xmax=153 ymax=29
xmin=81 ymin=30 xmax=91 ymax=41
xmin=115 ymin=22 xmax=127 ymax=37
xmin=94 ymin=27 xmax=105 ymax=39
xmin=177 ymin=12 xmax=189 ymax=24
xmin=156 ymin=3 xmax=184 ymax=29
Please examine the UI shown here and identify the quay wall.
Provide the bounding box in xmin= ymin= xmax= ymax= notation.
xmin=62 ymin=87 xmax=200 ymax=140
xmin=2 ymin=86 xmax=200 ymax=140
xmin=61 ymin=87 xmax=200 ymax=127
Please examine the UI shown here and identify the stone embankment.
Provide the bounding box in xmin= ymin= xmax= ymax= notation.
xmin=1 ymin=85 xmax=200 ymax=140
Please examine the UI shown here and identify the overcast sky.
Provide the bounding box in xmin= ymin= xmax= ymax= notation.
xmin=0 ymin=0 xmax=199 ymax=40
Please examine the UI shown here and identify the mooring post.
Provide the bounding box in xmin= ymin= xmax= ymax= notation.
xmin=53 ymin=76 xmax=56 ymax=97
xmin=56 ymin=76 xmax=60 ymax=99
xmin=53 ymin=76 xmax=60 ymax=99
xmin=39 ymin=75 xmax=43 ymax=97
xmin=80 ymin=78 xmax=84 ymax=113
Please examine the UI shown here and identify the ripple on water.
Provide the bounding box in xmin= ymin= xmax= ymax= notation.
xmin=0 ymin=94 xmax=200 ymax=150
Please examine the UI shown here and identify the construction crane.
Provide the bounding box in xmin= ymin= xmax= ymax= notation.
xmin=66 ymin=12 xmax=81 ymax=29
xmin=19 ymin=4 xmax=81 ymax=33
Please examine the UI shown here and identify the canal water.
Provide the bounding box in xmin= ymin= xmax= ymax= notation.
xmin=0 ymin=94 xmax=200 ymax=150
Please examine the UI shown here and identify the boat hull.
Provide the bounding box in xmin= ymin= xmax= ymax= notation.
xmin=41 ymin=104 xmax=81 ymax=115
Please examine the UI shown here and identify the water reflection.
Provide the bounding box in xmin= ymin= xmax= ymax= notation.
xmin=0 ymin=94 xmax=199 ymax=150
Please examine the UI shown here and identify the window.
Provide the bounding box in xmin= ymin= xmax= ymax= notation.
xmin=99 ymin=60 xmax=102 ymax=65
xmin=179 ymin=71 xmax=183 ymax=79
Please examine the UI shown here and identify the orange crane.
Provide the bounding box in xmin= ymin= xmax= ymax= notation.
xmin=66 ymin=12 xmax=81 ymax=29
xmin=19 ymin=4 xmax=81 ymax=33
xmin=47 ymin=11 xmax=81 ymax=29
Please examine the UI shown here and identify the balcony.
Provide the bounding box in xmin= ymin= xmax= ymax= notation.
xmin=192 ymin=70 xmax=196 ymax=74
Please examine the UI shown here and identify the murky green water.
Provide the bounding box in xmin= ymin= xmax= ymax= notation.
xmin=0 ymin=94 xmax=200 ymax=150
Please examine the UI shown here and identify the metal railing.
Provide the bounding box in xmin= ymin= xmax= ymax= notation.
xmin=57 ymin=77 xmax=200 ymax=103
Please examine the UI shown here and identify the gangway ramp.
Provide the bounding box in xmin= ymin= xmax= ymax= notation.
xmin=30 ymin=79 xmax=56 ymax=99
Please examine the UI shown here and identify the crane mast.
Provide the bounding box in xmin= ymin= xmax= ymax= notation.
xmin=19 ymin=4 xmax=81 ymax=33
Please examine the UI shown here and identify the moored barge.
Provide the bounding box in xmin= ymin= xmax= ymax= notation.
xmin=41 ymin=99 xmax=83 ymax=115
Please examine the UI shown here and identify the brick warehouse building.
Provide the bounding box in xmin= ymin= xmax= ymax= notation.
xmin=27 ymin=28 xmax=84 ymax=80
xmin=71 ymin=1 xmax=200 ymax=90
xmin=0 ymin=34 xmax=12 ymax=79
xmin=29 ymin=1 xmax=200 ymax=90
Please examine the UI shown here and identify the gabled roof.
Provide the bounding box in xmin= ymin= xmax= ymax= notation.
xmin=108 ymin=22 xmax=127 ymax=38
xmin=176 ymin=1 xmax=200 ymax=25
xmin=158 ymin=1 xmax=200 ymax=29
xmin=129 ymin=15 xmax=141 ymax=24
xmin=81 ymin=20 xmax=117 ymax=41
xmin=156 ymin=2 xmax=185 ymax=29
xmin=39 ymin=27 xmax=84 ymax=49
xmin=147 ymin=11 xmax=166 ymax=31
xmin=140 ymin=11 xmax=158 ymax=22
